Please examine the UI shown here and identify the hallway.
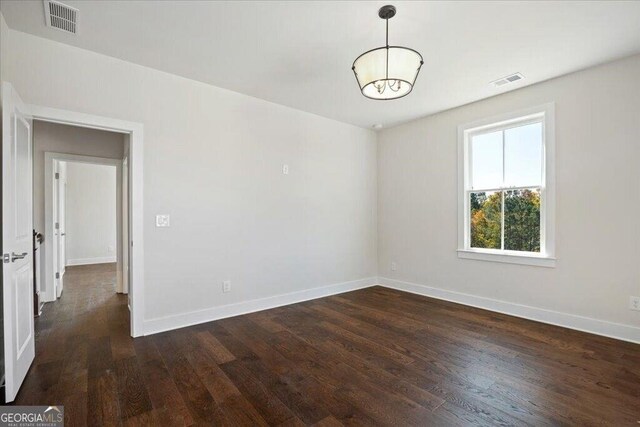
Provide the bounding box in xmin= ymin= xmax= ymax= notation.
xmin=14 ymin=263 xmax=132 ymax=419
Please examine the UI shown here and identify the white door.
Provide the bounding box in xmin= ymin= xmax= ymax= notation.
xmin=56 ymin=162 xmax=66 ymax=297
xmin=51 ymin=160 xmax=66 ymax=298
xmin=52 ymin=160 xmax=59 ymax=297
xmin=2 ymin=82 xmax=35 ymax=402
xmin=122 ymin=157 xmax=129 ymax=294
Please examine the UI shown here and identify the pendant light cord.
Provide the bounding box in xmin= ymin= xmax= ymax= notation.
xmin=385 ymin=18 xmax=389 ymax=80
xmin=386 ymin=18 xmax=389 ymax=47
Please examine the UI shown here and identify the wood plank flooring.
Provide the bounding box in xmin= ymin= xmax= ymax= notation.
xmin=15 ymin=263 xmax=640 ymax=425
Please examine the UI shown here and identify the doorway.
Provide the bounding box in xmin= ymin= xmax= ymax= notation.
xmin=2 ymin=81 xmax=144 ymax=402
xmin=43 ymin=153 xmax=124 ymax=304
xmin=28 ymin=104 xmax=144 ymax=339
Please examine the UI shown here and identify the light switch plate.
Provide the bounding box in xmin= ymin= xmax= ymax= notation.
xmin=156 ymin=214 xmax=170 ymax=227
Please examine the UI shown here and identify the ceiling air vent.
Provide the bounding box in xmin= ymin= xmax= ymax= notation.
xmin=491 ymin=73 xmax=524 ymax=88
xmin=43 ymin=0 xmax=78 ymax=34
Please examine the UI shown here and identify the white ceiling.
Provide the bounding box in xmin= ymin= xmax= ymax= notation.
xmin=2 ymin=1 xmax=640 ymax=129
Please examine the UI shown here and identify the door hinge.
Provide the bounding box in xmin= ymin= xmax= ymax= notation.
xmin=3 ymin=253 xmax=9 ymax=263
xmin=55 ymin=172 xmax=59 ymax=179
xmin=55 ymin=222 xmax=59 ymax=230
xmin=55 ymin=272 xmax=60 ymax=279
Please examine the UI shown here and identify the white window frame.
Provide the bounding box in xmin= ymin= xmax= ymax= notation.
xmin=457 ymin=103 xmax=556 ymax=267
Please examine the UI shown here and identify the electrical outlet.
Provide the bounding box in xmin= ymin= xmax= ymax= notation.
xmin=391 ymin=261 xmax=397 ymax=271
xmin=630 ymin=296 xmax=640 ymax=311
xmin=107 ymin=245 xmax=115 ymax=253
xmin=282 ymin=164 xmax=289 ymax=175
xmin=223 ymin=280 xmax=231 ymax=293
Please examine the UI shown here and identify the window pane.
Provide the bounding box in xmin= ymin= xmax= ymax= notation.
xmin=471 ymin=130 xmax=502 ymax=189
xmin=504 ymin=122 xmax=542 ymax=187
xmin=504 ymin=188 xmax=540 ymax=252
xmin=470 ymin=191 xmax=502 ymax=250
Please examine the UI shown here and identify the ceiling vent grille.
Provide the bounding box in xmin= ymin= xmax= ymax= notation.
xmin=43 ymin=0 xmax=78 ymax=34
xmin=491 ymin=73 xmax=524 ymax=88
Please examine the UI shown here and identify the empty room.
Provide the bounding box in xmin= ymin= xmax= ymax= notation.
xmin=0 ymin=1 xmax=639 ymax=425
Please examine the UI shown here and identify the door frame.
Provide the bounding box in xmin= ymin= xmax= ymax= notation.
xmin=30 ymin=104 xmax=144 ymax=338
xmin=44 ymin=153 xmax=123 ymax=301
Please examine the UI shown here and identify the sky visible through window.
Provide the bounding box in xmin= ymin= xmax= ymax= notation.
xmin=471 ymin=122 xmax=542 ymax=189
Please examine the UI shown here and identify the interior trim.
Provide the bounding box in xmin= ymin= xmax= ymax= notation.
xmin=378 ymin=277 xmax=640 ymax=344
xmin=143 ymin=276 xmax=378 ymax=336
xmin=457 ymin=249 xmax=556 ymax=268
xmin=144 ymin=275 xmax=640 ymax=344
xmin=66 ymin=256 xmax=117 ymax=266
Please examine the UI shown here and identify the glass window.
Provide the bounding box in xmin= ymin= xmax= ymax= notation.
xmin=466 ymin=119 xmax=544 ymax=253
xmin=470 ymin=191 xmax=502 ymax=250
xmin=504 ymin=122 xmax=542 ymax=187
xmin=471 ymin=130 xmax=503 ymax=190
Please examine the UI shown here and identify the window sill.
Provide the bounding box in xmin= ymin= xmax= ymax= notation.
xmin=457 ymin=249 xmax=556 ymax=268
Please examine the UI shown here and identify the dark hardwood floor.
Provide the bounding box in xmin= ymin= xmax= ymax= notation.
xmin=16 ymin=264 xmax=640 ymax=425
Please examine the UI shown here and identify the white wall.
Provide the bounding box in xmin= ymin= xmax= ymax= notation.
xmin=0 ymin=20 xmax=377 ymax=328
xmin=65 ymin=162 xmax=117 ymax=265
xmin=378 ymin=54 xmax=640 ymax=333
xmin=0 ymin=13 xmax=7 ymax=83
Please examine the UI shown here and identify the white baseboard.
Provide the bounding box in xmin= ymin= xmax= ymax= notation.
xmin=378 ymin=277 xmax=640 ymax=344
xmin=66 ymin=256 xmax=117 ymax=266
xmin=143 ymin=277 xmax=378 ymax=336
xmin=141 ymin=274 xmax=640 ymax=344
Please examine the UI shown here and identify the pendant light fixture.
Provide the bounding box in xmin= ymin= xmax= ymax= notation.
xmin=352 ymin=5 xmax=423 ymax=100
